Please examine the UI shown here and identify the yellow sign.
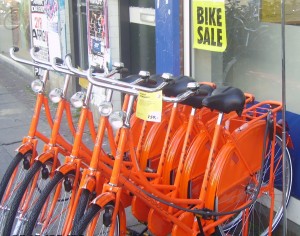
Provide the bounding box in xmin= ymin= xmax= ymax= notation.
xmin=193 ymin=0 xmax=227 ymax=52
xmin=79 ymin=77 xmax=89 ymax=89
xmin=136 ymin=91 xmax=162 ymax=122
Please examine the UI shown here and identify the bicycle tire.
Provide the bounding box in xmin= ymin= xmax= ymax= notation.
xmin=216 ymin=135 xmax=292 ymax=235
xmin=0 ymin=152 xmax=28 ymax=202
xmin=3 ymin=159 xmax=54 ymax=236
xmin=72 ymin=203 xmax=122 ymax=236
xmin=23 ymin=170 xmax=77 ymax=235
xmin=73 ymin=188 xmax=91 ymax=229
xmin=0 ymin=151 xmax=32 ymax=234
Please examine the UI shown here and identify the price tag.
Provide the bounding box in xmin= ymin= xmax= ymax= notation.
xmin=136 ymin=91 xmax=162 ymax=122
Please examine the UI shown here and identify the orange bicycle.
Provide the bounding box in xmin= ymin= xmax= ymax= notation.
xmin=172 ymin=93 xmax=292 ymax=236
xmin=0 ymin=47 xmax=83 ymax=234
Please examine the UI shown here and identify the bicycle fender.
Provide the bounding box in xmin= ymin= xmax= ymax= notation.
xmin=92 ymin=192 xmax=116 ymax=208
xmin=79 ymin=176 xmax=96 ymax=192
xmin=56 ymin=162 xmax=77 ymax=174
xmin=34 ymin=150 xmax=55 ymax=163
xmin=15 ymin=142 xmax=33 ymax=154
xmin=276 ymin=123 xmax=294 ymax=149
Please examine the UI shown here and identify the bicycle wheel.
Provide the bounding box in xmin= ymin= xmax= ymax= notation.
xmin=23 ymin=170 xmax=77 ymax=235
xmin=215 ymin=135 xmax=292 ymax=235
xmin=4 ymin=9 xmax=19 ymax=30
xmin=71 ymin=203 xmax=125 ymax=236
xmin=0 ymin=151 xmax=33 ymax=234
xmin=3 ymin=159 xmax=54 ymax=236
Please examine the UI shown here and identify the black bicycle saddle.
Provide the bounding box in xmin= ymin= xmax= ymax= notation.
xmin=163 ymin=75 xmax=196 ymax=97
xmin=202 ymin=86 xmax=245 ymax=115
xmin=179 ymin=84 xmax=214 ymax=109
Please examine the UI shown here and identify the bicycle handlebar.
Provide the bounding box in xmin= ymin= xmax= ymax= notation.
xmin=10 ymin=47 xmax=207 ymax=103
xmin=29 ymin=47 xmax=54 ymax=69
xmin=51 ymin=57 xmax=75 ymax=76
xmin=64 ymin=55 xmax=201 ymax=102
xmin=65 ymin=54 xmax=172 ymax=93
xmin=10 ymin=47 xmax=53 ymax=71
xmin=89 ymin=70 xmax=200 ymax=103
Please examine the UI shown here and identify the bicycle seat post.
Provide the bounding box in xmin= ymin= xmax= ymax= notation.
xmin=199 ymin=86 xmax=245 ymax=203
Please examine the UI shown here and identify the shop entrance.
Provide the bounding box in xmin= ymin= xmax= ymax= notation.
xmin=120 ymin=0 xmax=156 ymax=74
xmin=69 ymin=0 xmax=89 ymax=69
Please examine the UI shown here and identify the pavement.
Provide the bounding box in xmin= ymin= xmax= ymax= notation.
xmin=0 ymin=54 xmax=47 ymax=180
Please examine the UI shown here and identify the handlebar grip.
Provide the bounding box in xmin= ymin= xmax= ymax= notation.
xmin=33 ymin=47 xmax=40 ymax=53
xmin=119 ymin=68 xmax=128 ymax=74
xmin=12 ymin=47 xmax=19 ymax=52
xmin=92 ymin=67 xmax=105 ymax=74
xmin=65 ymin=53 xmax=72 ymax=60
xmin=54 ymin=57 xmax=64 ymax=65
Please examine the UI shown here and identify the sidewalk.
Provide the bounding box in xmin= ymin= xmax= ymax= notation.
xmin=0 ymin=55 xmax=51 ymax=180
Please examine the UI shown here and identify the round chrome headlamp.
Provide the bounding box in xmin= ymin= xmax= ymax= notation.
xmin=109 ymin=111 xmax=125 ymax=130
xmin=49 ymin=88 xmax=63 ymax=103
xmin=70 ymin=91 xmax=86 ymax=108
xmin=31 ymin=79 xmax=44 ymax=93
xmin=98 ymin=101 xmax=113 ymax=117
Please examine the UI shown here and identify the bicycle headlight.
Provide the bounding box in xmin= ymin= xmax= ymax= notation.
xmin=31 ymin=79 xmax=44 ymax=93
xmin=98 ymin=101 xmax=113 ymax=117
xmin=49 ymin=88 xmax=63 ymax=103
xmin=70 ymin=91 xmax=85 ymax=108
xmin=109 ymin=111 xmax=125 ymax=129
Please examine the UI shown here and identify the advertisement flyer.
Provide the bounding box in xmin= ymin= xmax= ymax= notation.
xmin=31 ymin=0 xmax=49 ymax=75
xmin=87 ymin=0 xmax=110 ymax=70
xmin=31 ymin=0 xmax=49 ymax=61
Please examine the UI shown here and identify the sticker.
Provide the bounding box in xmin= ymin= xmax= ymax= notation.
xmin=136 ymin=91 xmax=163 ymax=122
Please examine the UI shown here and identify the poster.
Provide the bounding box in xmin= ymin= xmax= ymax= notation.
xmin=31 ymin=0 xmax=49 ymax=60
xmin=45 ymin=0 xmax=61 ymax=61
xmin=31 ymin=0 xmax=49 ymax=75
xmin=193 ymin=0 xmax=227 ymax=52
xmin=87 ymin=0 xmax=110 ymax=70
xmin=31 ymin=0 xmax=64 ymax=76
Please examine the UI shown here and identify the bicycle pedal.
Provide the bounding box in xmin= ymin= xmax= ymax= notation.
xmin=126 ymin=228 xmax=150 ymax=236
xmin=108 ymin=153 xmax=115 ymax=160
